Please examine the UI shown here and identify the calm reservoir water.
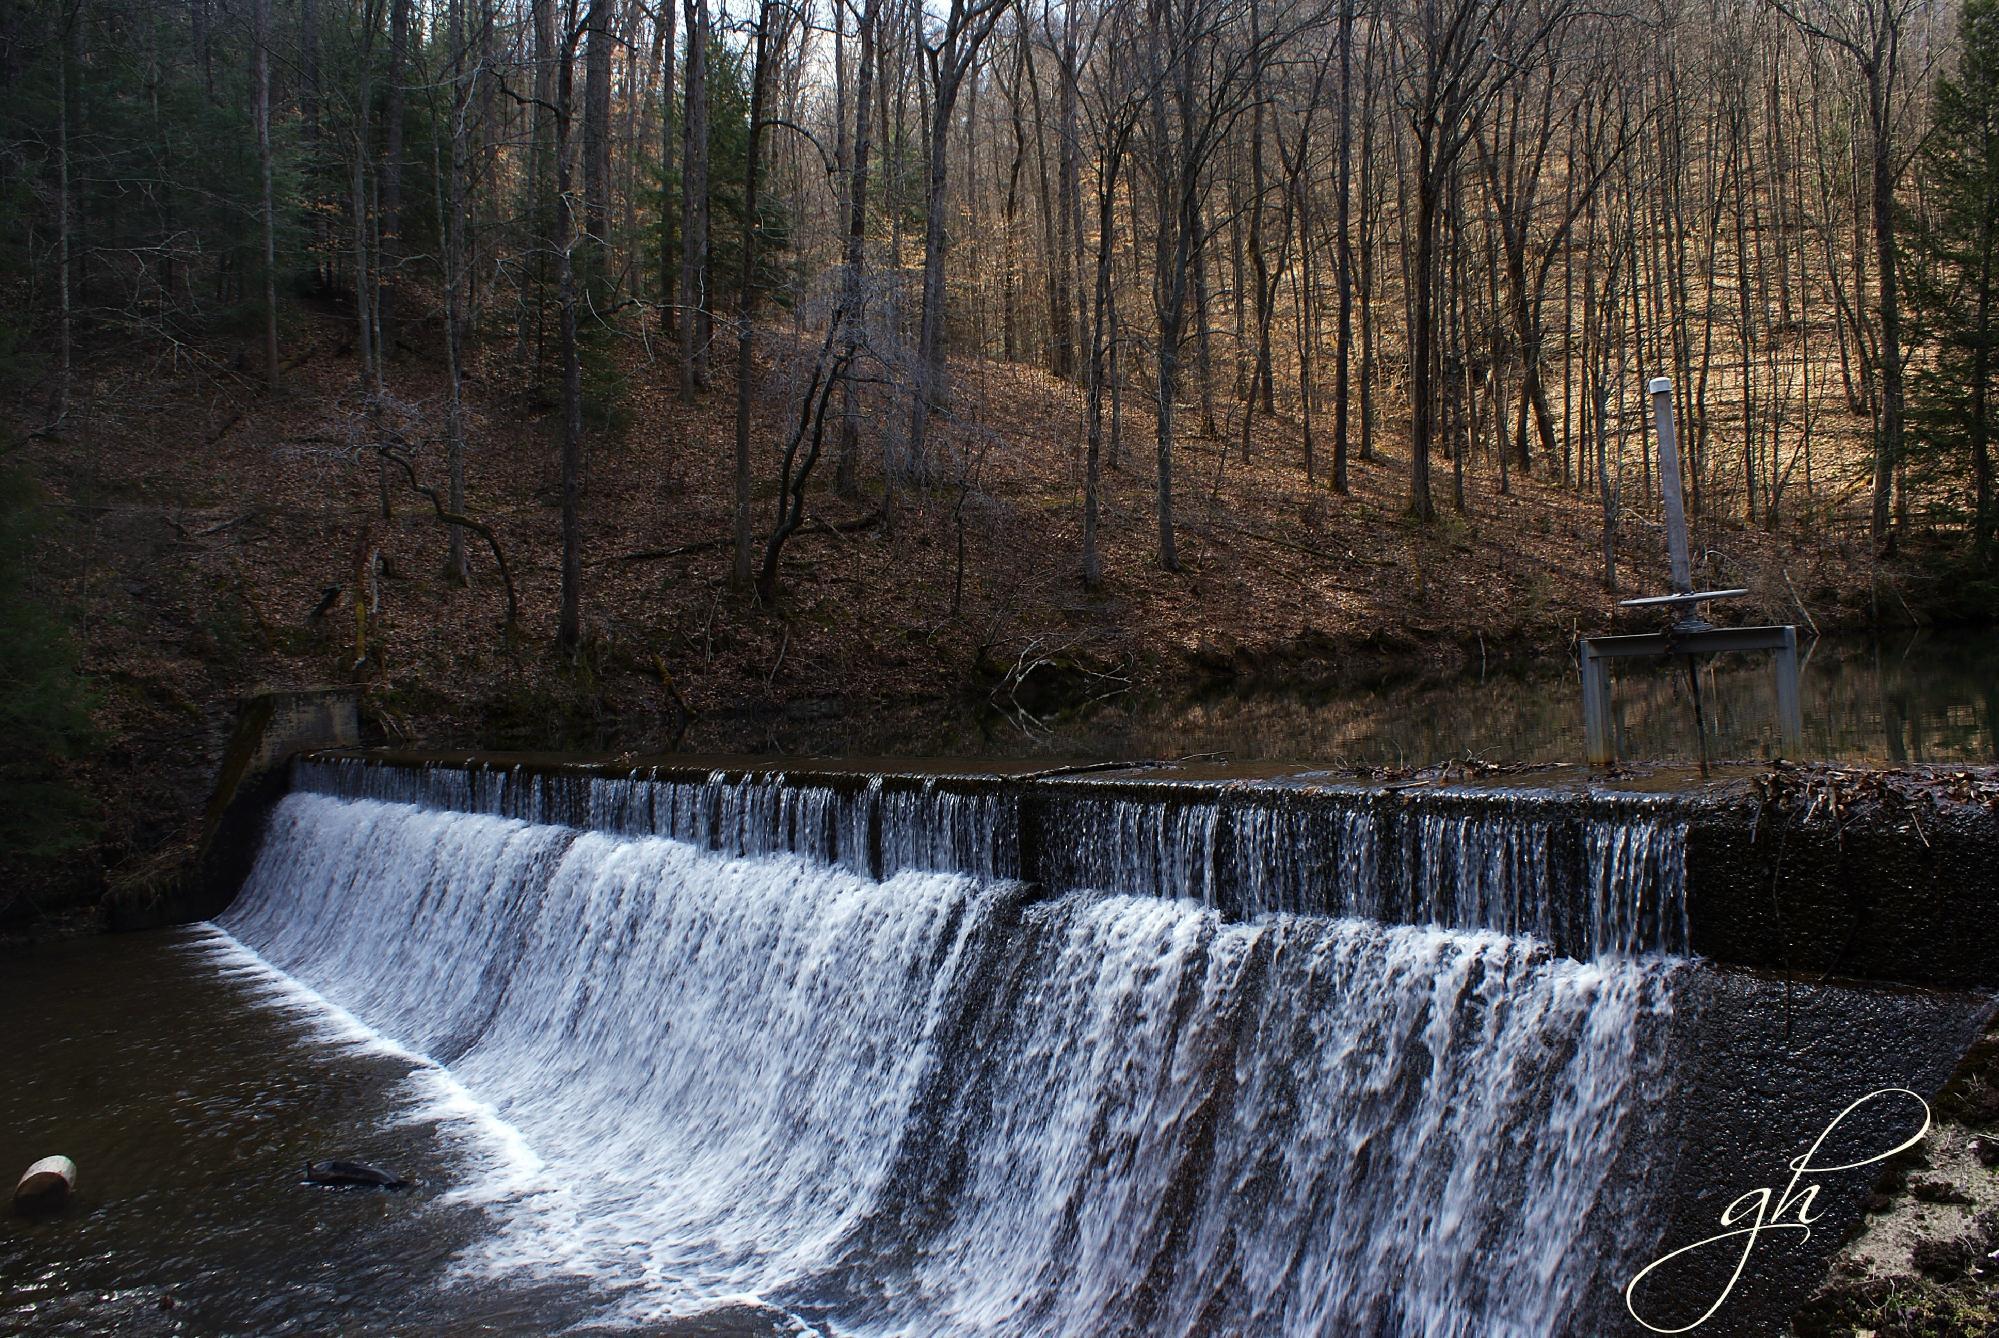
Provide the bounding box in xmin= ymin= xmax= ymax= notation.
xmin=681 ymin=630 xmax=1999 ymax=768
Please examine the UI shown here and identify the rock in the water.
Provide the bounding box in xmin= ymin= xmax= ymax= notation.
xmin=13 ymin=1155 xmax=77 ymax=1214
xmin=302 ymin=1159 xmax=408 ymax=1190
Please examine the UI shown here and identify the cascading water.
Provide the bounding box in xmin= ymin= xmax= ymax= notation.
xmin=291 ymin=760 xmax=1685 ymax=958
xmin=217 ymin=761 xmax=1693 ymax=1335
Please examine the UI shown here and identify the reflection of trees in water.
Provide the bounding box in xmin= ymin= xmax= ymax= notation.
xmin=1130 ymin=636 xmax=1998 ymax=766
xmin=691 ymin=633 xmax=1999 ymax=766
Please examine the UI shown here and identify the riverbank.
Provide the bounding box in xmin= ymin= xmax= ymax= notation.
xmin=1792 ymin=1010 xmax=1999 ymax=1337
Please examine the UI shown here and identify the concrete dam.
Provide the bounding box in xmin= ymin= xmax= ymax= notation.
xmin=199 ymin=752 xmax=1997 ymax=1336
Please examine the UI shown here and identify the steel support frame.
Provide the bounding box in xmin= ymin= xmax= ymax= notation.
xmin=1579 ymin=625 xmax=1802 ymax=767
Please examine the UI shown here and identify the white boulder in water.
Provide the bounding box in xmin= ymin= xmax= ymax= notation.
xmin=13 ymin=1155 xmax=77 ymax=1213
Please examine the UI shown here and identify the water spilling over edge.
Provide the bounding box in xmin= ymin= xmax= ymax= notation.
xmin=216 ymin=767 xmax=1692 ymax=1334
xmin=292 ymin=757 xmax=1689 ymax=959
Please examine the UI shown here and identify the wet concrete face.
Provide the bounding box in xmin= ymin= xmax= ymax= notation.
xmin=1599 ymin=967 xmax=1993 ymax=1338
xmin=1685 ymin=795 xmax=1999 ymax=990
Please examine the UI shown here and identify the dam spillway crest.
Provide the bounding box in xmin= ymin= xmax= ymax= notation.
xmin=208 ymin=758 xmax=1991 ymax=1336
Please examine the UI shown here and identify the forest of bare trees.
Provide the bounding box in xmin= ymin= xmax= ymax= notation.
xmin=4 ymin=0 xmax=1997 ymax=634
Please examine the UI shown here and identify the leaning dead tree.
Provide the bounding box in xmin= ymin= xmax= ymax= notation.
xmin=353 ymin=432 xmax=522 ymax=631
xmin=757 ymin=321 xmax=856 ymax=602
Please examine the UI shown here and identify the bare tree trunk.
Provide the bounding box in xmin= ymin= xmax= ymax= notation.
xmin=1194 ymin=223 xmax=1217 ymax=439
xmin=1295 ymin=177 xmax=1318 ymax=483
xmin=1084 ymin=112 xmax=1132 ymax=589
xmin=1869 ymin=85 xmax=1904 ymax=553
xmin=656 ymin=0 xmax=677 ymax=334
xmin=351 ymin=0 xmax=381 ymax=391
xmin=615 ymin=0 xmax=642 ymax=297
xmin=1358 ymin=69 xmax=1376 ymax=464
xmin=1245 ymin=0 xmax=1273 ymax=422
xmin=378 ymin=0 xmax=410 ymax=354
xmin=1734 ymin=116 xmax=1759 ymax=524
xmin=1976 ymin=141 xmax=1996 ymax=560
xmin=906 ymin=80 xmax=955 ymax=478
xmin=301 ymin=0 xmax=324 ymax=289
xmin=905 ymin=0 xmax=1010 ymax=481
xmin=443 ymin=0 xmax=472 ymax=585
xmin=732 ymin=1 xmax=774 ymax=592
xmin=837 ymin=0 xmax=879 ymax=499
xmin=1594 ymin=227 xmax=1623 ymax=593
xmin=1022 ymin=37 xmax=1061 ymax=373
xmin=1053 ymin=6 xmax=1081 ymax=381
xmin=1332 ymin=0 xmax=1354 ymax=493
xmin=1458 ymin=213 xmax=1477 ymax=510
xmin=192 ymin=0 xmax=211 ymax=97
xmin=583 ymin=0 xmax=613 ymax=288
xmin=556 ymin=7 xmax=585 ymax=652
xmin=1001 ymin=64 xmax=1024 ymax=363
xmin=1409 ymin=159 xmax=1439 ymax=520
xmin=679 ymin=0 xmax=711 ymax=400
xmin=55 ymin=0 xmax=74 ymax=418
xmin=254 ymin=0 xmax=279 ymax=388
xmin=520 ymin=0 xmax=555 ymax=375
xmin=1110 ymin=289 xmax=1124 ymax=469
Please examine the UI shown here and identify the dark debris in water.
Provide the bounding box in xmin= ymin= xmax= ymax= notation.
xmin=301 ymin=1159 xmax=410 ymax=1191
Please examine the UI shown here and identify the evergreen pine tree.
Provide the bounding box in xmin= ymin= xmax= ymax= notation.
xmin=1905 ymin=0 xmax=1999 ymax=566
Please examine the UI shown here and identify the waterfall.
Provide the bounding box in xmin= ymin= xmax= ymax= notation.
xmin=220 ymin=764 xmax=1691 ymax=1334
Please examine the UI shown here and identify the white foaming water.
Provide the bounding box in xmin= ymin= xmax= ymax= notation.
xmin=173 ymin=923 xmax=561 ymax=1219
xmin=833 ymin=900 xmax=1676 ymax=1336
xmin=224 ymin=787 xmax=1682 ymax=1336
xmin=227 ymin=793 xmax=1001 ymax=1318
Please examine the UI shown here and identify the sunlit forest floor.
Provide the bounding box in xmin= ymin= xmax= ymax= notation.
xmin=6 ymin=301 xmax=1954 ymax=910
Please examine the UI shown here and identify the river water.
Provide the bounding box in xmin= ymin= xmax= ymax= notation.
xmin=5 ymin=768 xmax=1705 ymax=1337
xmin=0 ymin=925 xmax=802 ymax=1336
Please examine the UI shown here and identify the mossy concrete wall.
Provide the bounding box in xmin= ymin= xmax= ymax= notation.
xmin=111 ymin=688 xmax=361 ymax=929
